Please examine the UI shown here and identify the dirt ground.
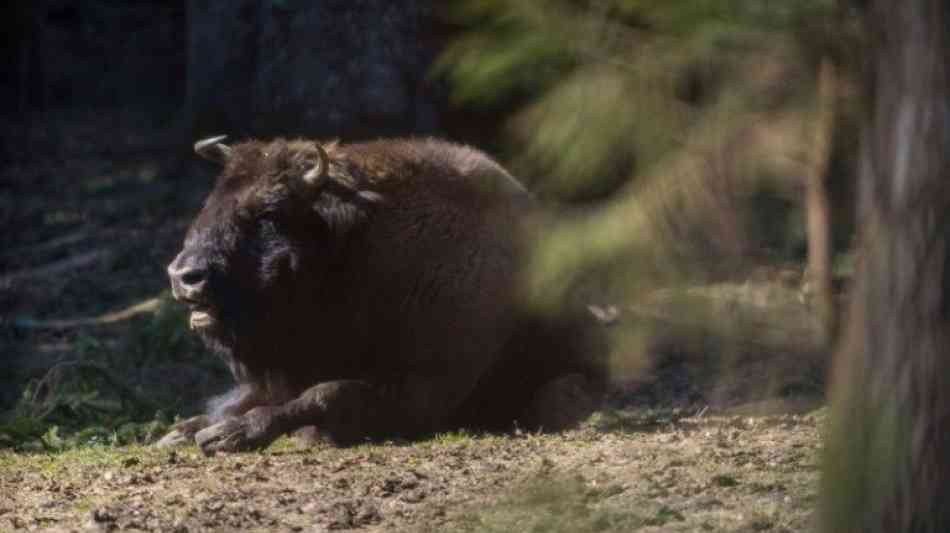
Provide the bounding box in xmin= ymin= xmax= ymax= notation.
xmin=0 ymin=409 xmax=822 ymax=532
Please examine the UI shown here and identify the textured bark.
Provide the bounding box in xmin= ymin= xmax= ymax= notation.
xmin=3 ymin=1 xmax=440 ymax=140
xmin=184 ymin=0 xmax=439 ymax=140
xmin=821 ymin=1 xmax=950 ymax=532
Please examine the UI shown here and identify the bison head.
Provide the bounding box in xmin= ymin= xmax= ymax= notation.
xmin=167 ymin=136 xmax=379 ymax=353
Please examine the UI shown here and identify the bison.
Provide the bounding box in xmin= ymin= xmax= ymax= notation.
xmin=158 ymin=135 xmax=606 ymax=453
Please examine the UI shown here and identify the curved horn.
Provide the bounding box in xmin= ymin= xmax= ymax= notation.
xmin=194 ymin=135 xmax=232 ymax=164
xmin=302 ymin=143 xmax=331 ymax=186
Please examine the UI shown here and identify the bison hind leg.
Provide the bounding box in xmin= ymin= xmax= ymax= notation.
xmin=519 ymin=373 xmax=602 ymax=432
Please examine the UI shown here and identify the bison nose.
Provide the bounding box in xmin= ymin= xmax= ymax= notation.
xmin=179 ymin=267 xmax=208 ymax=286
xmin=167 ymin=252 xmax=209 ymax=301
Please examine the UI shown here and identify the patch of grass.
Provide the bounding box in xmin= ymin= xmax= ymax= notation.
xmin=0 ymin=295 xmax=221 ymax=452
xmin=0 ymin=442 xmax=177 ymax=476
xmin=1 ymin=357 xmax=170 ymax=448
xmin=0 ymin=415 xmax=172 ymax=452
xmin=447 ymin=475 xmax=651 ymax=533
xmin=266 ymin=436 xmax=302 ymax=453
xmin=0 ymin=415 xmax=49 ymax=448
xmin=711 ymin=474 xmax=740 ymax=487
xmin=431 ymin=430 xmax=478 ymax=445
xmin=647 ymin=505 xmax=686 ymax=526
xmin=591 ymin=407 xmax=691 ymax=433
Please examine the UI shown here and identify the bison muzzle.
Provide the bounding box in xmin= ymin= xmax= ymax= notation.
xmin=158 ymin=136 xmax=606 ymax=453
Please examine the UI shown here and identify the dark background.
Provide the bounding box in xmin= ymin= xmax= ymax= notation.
xmin=0 ymin=0 xmax=509 ymax=157
xmin=0 ymin=0 xmax=502 ymax=419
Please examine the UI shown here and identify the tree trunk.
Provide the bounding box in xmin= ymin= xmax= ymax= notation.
xmin=180 ymin=0 xmax=436 ymax=140
xmin=821 ymin=1 xmax=950 ymax=532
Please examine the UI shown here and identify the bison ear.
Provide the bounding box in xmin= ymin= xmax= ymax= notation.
xmin=194 ymin=135 xmax=232 ymax=165
xmin=301 ymin=143 xmax=331 ymax=187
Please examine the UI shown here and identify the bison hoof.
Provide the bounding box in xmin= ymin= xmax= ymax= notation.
xmin=155 ymin=428 xmax=192 ymax=448
xmin=154 ymin=414 xmax=212 ymax=448
xmin=195 ymin=408 xmax=277 ymax=454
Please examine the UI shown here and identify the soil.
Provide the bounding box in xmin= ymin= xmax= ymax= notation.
xmin=0 ymin=411 xmax=822 ymax=532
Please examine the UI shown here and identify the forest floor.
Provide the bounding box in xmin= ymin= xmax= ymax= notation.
xmin=0 ymin=409 xmax=822 ymax=532
xmin=1 ymin=111 xmax=828 ymax=532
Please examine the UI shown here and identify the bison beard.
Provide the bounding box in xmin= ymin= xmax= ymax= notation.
xmin=159 ymin=136 xmax=606 ymax=453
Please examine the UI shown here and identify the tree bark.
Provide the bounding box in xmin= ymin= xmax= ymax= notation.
xmin=821 ymin=1 xmax=950 ymax=532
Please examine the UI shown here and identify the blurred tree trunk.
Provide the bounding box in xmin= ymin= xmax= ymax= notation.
xmin=821 ymin=1 xmax=950 ymax=532
xmin=804 ymin=58 xmax=837 ymax=345
xmin=14 ymin=0 xmax=47 ymax=114
xmin=181 ymin=0 xmax=259 ymax=139
xmin=180 ymin=1 xmax=436 ymax=141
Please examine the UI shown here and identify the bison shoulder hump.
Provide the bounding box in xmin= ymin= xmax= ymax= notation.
xmin=353 ymin=138 xmax=531 ymax=200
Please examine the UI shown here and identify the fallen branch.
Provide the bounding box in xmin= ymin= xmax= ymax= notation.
xmin=9 ymin=297 xmax=162 ymax=330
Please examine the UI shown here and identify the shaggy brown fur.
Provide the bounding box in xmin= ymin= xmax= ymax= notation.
xmin=160 ymin=137 xmax=605 ymax=453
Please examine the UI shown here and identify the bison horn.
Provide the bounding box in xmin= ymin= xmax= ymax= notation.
xmin=194 ymin=135 xmax=232 ymax=164
xmin=302 ymin=143 xmax=331 ymax=187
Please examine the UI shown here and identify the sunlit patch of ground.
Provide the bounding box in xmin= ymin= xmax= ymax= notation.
xmin=0 ymin=410 xmax=821 ymax=532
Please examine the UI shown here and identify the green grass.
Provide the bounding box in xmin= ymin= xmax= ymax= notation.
xmin=0 ymin=442 xmax=168 ymax=474
xmin=431 ymin=430 xmax=479 ymax=445
xmin=0 ymin=295 xmax=214 ymax=452
xmin=444 ymin=475 xmax=653 ymax=533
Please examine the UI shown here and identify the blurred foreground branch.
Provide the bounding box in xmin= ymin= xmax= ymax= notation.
xmin=10 ymin=297 xmax=161 ymax=330
xmin=804 ymin=58 xmax=838 ymax=346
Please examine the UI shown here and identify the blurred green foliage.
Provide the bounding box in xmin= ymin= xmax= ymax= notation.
xmin=439 ymin=0 xmax=849 ymax=199
xmin=439 ymin=0 xmax=861 ymax=309
xmin=438 ymin=1 xmax=861 ymax=404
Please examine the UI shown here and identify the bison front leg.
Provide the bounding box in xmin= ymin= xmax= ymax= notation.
xmin=195 ymin=380 xmax=382 ymax=454
xmin=195 ymin=405 xmax=284 ymax=453
xmin=155 ymin=384 xmax=266 ymax=448
xmin=195 ymin=377 xmax=459 ymax=454
xmin=155 ymin=414 xmax=213 ymax=448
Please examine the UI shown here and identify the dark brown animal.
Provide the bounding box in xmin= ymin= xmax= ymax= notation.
xmin=158 ymin=136 xmax=605 ymax=453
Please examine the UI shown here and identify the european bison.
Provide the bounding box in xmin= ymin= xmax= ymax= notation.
xmin=158 ymin=136 xmax=606 ymax=453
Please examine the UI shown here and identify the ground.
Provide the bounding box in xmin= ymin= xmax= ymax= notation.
xmin=1 ymin=110 xmax=827 ymax=532
xmin=0 ymin=410 xmax=821 ymax=532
